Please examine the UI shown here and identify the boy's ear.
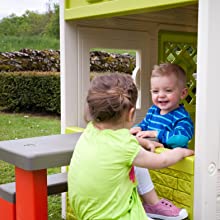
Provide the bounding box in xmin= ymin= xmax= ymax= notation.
xmin=128 ymin=107 xmax=136 ymax=122
xmin=181 ymin=87 xmax=188 ymax=99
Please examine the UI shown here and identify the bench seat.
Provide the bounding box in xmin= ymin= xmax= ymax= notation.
xmin=0 ymin=172 xmax=67 ymax=203
xmin=0 ymin=172 xmax=67 ymax=220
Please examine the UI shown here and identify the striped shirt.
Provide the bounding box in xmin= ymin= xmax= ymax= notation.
xmin=137 ymin=105 xmax=194 ymax=148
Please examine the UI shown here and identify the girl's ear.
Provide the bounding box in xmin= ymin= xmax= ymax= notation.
xmin=128 ymin=107 xmax=136 ymax=122
xmin=181 ymin=87 xmax=188 ymax=100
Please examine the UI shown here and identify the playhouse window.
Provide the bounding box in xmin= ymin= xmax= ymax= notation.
xmin=89 ymin=48 xmax=142 ymax=109
xmin=89 ymin=48 xmax=136 ymax=78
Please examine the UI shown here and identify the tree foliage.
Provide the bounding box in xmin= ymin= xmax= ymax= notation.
xmin=45 ymin=4 xmax=60 ymax=39
xmin=0 ymin=3 xmax=60 ymax=40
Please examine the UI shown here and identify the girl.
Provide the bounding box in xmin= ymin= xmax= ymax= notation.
xmin=68 ymin=73 xmax=194 ymax=220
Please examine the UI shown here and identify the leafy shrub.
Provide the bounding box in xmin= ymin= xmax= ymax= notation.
xmin=0 ymin=72 xmax=60 ymax=114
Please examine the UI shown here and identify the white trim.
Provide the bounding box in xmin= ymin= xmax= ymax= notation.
xmin=59 ymin=1 xmax=66 ymax=218
xmin=194 ymin=0 xmax=220 ymax=219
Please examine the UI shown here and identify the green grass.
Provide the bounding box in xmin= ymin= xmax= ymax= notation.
xmin=0 ymin=112 xmax=64 ymax=220
xmin=0 ymin=112 xmax=60 ymax=141
xmin=0 ymin=35 xmax=60 ymax=52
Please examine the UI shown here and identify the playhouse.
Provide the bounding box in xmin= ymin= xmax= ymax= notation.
xmin=60 ymin=0 xmax=220 ymax=219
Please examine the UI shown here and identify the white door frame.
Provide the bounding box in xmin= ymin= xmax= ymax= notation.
xmin=194 ymin=0 xmax=220 ymax=219
xmin=61 ymin=26 xmax=153 ymax=130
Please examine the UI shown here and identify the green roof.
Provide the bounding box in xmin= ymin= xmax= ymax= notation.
xmin=64 ymin=0 xmax=197 ymax=21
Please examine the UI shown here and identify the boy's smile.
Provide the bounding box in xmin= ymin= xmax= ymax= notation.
xmin=158 ymin=100 xmax=169 ymax=105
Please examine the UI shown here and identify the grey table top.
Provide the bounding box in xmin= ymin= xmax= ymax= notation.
xmin=0 ymin=132 xmax=82 ymax=171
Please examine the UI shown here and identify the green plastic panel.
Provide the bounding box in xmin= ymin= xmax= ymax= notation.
xmin=157 ymin=30 xmax=197 ymax=219
xmin=155 ymin=148 xmax=194 ymax=175
xmin=152 ymin=148 xmax=195 ymax=219
xmin=65 ymin=126 xmax=84 ymax=134
xmin=64 ymin=0 xmax=197 ymax=21
xmin=158 ymin=30 xmax=197 ymax=150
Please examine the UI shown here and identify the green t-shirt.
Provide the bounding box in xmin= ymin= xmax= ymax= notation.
xmin=68 ymin=122 xmax=148 ymax=220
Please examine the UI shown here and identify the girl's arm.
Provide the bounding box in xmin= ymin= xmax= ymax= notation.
xmin=136 ymin=137 xmax=163 ymax=152
xmin=132 ymin=146 xmax=194 ymax=169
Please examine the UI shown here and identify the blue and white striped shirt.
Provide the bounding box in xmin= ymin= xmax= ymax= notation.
xmin=137 ymin=105 xmax=194 ymax=148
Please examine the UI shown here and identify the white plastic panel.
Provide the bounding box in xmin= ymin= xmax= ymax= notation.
xmin=195 ymin=0 xmax=220 ymax=219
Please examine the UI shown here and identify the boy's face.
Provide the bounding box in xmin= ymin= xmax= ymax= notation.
xmin=150 ymin=74 xmax=187 ymax=115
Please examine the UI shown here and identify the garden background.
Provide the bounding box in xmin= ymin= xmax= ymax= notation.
xmin=0 ymin=3 xmax=135 ymax=219
xmin=0 ymin=3 xmax=64 ymax=219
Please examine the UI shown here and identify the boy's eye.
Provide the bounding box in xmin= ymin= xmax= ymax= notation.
xmin=166 ymin=89 xmax=172 ymax=93
xmin=151 ymin=90 xmax=158 ymax=94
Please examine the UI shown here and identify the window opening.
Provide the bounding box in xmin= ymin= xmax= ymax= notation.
xmin=89 ymin=48 xmax=141 ymax=109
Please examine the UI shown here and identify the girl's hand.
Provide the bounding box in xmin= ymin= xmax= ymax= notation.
xmin=180 ymin=148 xmax=194 ymax=157
xmin=130 ymin=127 xmax=142 ymax=135
xmin=136 ymin=137 xmax=163 ymax=152
xmin=136 ymin=130 xmax=157 ymax=138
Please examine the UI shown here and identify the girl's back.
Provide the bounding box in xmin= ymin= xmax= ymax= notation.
xmin=68 ymin=122 xmax=147 ymax=220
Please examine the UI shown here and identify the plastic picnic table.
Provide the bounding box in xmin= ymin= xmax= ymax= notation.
xmin=0 ymin=132 xmax=81 ymax=220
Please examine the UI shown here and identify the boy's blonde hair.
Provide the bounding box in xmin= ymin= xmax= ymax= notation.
xmin=151 ymin=63 xmax=187 ymax=88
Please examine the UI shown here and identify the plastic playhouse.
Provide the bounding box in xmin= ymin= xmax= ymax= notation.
xmin=60 ymin=0 xmax=220 ymax=219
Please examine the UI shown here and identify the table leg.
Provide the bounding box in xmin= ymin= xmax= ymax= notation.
xmin=0 ymin=198 xmax=15 ymax=220
xmin=15 ymin=167 xmax=48 ymax=220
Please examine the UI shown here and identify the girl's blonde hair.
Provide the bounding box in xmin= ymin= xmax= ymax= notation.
xmin=85 ymin=73 xmax=137 ymax=123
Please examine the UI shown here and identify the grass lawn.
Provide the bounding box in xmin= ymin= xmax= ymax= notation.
xmin=0 ymin=112 xmax=65 ymax=220
xmin=0 ymin=35 xmax=60 ymax=52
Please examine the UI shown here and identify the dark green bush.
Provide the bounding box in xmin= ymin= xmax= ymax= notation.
xmin=0 ymin=72 xmax=60 ymax=114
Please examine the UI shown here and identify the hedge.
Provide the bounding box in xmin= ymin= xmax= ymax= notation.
xmin=0 ymin=72 xmax=60 ymax=114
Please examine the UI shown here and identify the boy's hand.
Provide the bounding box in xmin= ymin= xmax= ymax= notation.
xmin=136 ymin=137 xmax=163 ymax=152
xmin=136 ymin=130 xmax=158 ymax=138
xmin=130 ymin=126 xmax=142 ymax=135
